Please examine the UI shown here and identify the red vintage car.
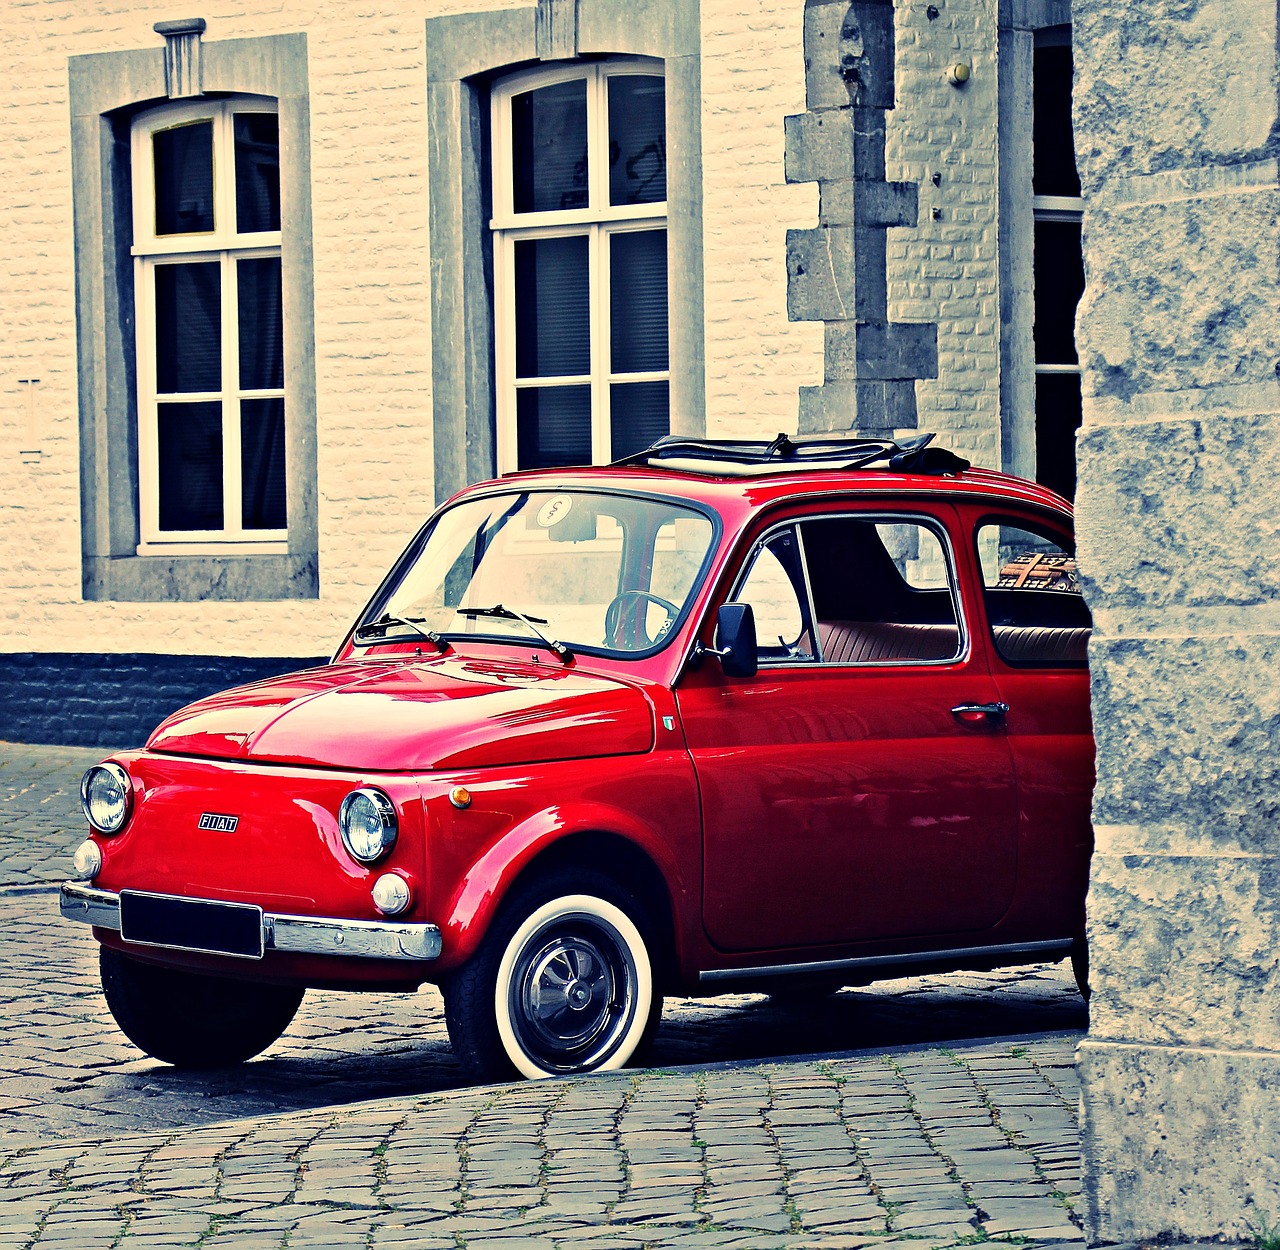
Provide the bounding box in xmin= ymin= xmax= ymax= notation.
xmin=62 ymin=434 xmax=1094 ymax=1080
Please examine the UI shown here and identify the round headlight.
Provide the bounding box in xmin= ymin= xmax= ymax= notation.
xmin=339 ymin=788 xmax=398 ymax=864
xmin=80 ymin=764 xmax=131 ymax=834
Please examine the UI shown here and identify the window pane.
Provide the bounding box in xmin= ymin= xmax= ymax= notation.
xmin=1035 ymin=371 xmax=1083 ymax=500
xmin=153 ymin=121 xmax=215 ymax=235
xmin=608 ymin=75 xmax=666 ymax=206
xmin=1033 ymin=219 xmax=1084 ymax=365
xmin=158 ymin=401 xmax=223 ymax=530
xmin=235 ymin=113 xmax=281 ymax=233
xmin=238 ymin=257 xmax=283 ymax=390
xmin=514 ymin=236 xmax=590 ymax=377
xmin=611 ymin=230 xmax=668 ymax=373
xmin=516 ymin=386 xmax=592 ymax=469
xmin=1033 ymin=44 xmax=1080 ymax=198
xmin=241 ymin=398 xmax=287 ymax=529
xmin=511 ymin=79 xmax=588 ymax=213
xmin=155 ymin=262 xmax=221 ymax=394
xmin=609 ymin=381 xmax=669 ymax=461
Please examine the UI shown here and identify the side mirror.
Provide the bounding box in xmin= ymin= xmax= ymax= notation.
xmin=710 ymin=602 xmax=758 ymax=679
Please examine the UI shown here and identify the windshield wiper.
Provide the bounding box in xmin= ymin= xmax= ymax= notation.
xmin=455 ymin=604 xmax=573 ymax=663
xmin=353 ymin=614 xmax=449 ymax=651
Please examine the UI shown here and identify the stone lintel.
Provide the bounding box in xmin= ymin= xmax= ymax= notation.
xmin=1079 ymin=1038 xmax=1280 ymax=1243
xmin=799 ymin=379 xmax=918 ymax=433
xmin=783 ymin=108 xmax=851 ymax=185
xmin=824 ymin=320 xmax=939 ymax=380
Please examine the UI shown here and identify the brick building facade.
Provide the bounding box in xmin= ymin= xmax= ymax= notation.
xmin=0 ymin=0 xmax=1079 ymax=743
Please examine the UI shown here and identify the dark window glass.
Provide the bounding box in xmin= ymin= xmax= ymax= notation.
xmin=516 ymin=386 xmax=592 ymax=469
xmin=238 ymin=257 xmax=284 ymax=390
xmin=153 ymin=121 xmax=215 ymax=235
xmin=235 ymin=113 xmax=281 ymax=233
xmin=1033 ymin=219 xmax=1084 ymax=365
xmin=155 ymin=262 xmax=221 ymax=394
xmin=241 ymin=398 xmax=287 ymax=529
xmin=608 ymin=75 xmax=666 ymax=206
xmin=511 ymin=79 xmax=588 ymax=213
xmin=610 ymin=381 xmax=669 ymax=460
xmin=1033 ymin=44 xmax=1080 ymax=198
xmin=158 ymin=401 xmax=223 ymax=530
xmin=1035 ymin=372 xmax=1082 ymax=500
xmin=610 ymin=230 xmax=668 ymax=373
xmin=514 ymin=236 xmax=591 ymax=377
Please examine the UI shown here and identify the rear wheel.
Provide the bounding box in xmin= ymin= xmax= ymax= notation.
xmin=442 ymin=869 xmax=661 ymax=1081
xmin=100 ymin=947 xmax=304 ymax=1067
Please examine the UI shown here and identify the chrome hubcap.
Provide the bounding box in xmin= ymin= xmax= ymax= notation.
xmin=510 ymin=920 xmax=637 ymax=1072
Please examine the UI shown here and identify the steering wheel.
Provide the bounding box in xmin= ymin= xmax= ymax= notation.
xmin=604 ymin=590 xmax=681 ymax=650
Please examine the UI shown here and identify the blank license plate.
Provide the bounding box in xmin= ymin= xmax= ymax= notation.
xmin=119 ymin=891 xmax=265 ymax=959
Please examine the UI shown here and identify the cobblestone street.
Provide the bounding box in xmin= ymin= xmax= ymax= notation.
xmin=2 ymin=742 xmax=1091 ymax=1247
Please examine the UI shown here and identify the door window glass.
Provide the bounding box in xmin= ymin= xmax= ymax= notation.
xmin=800 ymin=516 xmax=962 ymax=664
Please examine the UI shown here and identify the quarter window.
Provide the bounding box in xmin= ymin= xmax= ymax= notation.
xmin=976 ymin=521 xmax=1091 ymax=665
xmin=132 ymin=97 xmax=286 ymax=551
xmin=491 ymin=63 xmax=669 ymax=472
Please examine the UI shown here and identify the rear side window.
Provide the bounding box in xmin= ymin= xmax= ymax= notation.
xmin=976 ymin=521 xmax=1091 ymax=666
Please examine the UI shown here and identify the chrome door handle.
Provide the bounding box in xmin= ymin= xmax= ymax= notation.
xmin=951 ymin=701 xmax=1009 ymax=724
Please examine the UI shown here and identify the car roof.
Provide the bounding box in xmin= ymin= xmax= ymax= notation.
xmin=478 ymin=458 xmax=1073 ymax=523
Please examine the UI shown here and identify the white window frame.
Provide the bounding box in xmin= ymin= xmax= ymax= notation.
xmin=490 ymin=59 xmax=668 ymax=474
xmin=132 ymin=95 xmax=286 ymax=554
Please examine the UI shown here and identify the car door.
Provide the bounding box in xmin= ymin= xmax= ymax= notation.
xmin=676 ymin=503 xmax=1019 ymax=954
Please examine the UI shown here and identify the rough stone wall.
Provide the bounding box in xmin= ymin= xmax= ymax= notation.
xmin=1072 ymin=0 xmax=1280 ymax=1238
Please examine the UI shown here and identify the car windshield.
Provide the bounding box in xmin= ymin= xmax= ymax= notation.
xmin=365 ymin=490 xmax=716 ymax=657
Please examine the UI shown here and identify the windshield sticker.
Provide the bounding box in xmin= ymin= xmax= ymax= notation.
xmin=536 ymin=495 xmax=574 ymax=528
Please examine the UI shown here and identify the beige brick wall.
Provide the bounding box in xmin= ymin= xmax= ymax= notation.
xmin=0 ymin=0 xmax=1003 ymax=661
xmin=887 ymin=0 xmax=1002 ymax=471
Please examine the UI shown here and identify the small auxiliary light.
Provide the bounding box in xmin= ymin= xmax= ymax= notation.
xmin=449 ymin=786 xmax=472 ymax=809
xmin=371 ymin=874 xmax=412 ymax=916
xmin=72 ymin=840 xmax=102 ymax=881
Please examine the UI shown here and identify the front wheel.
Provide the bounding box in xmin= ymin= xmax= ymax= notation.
xmin=442 ymin=871 xmax=660 ymax=1081
xmin=100 ymin=947 xmax=304 ymax=1067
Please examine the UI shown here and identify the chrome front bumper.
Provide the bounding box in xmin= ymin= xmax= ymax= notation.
xmin=59 ymin=882 xmax=442 ymax=962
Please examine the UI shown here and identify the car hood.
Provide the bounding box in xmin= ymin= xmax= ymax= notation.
xmin=146 ymin=656 xmax=655 ymax=771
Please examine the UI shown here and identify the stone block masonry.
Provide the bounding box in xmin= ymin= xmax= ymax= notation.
xmin=785 ymin=0 xmax=939 ymax=439
xmin=1072 ymin=0 xmax=1280 ymax=1238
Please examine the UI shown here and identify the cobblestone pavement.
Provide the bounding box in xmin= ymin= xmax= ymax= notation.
xmin=0 ymin=1035 xmax=1086 ymax=1250
xmin=0 ymin=742 xmax=108 ymax=886
xmin=2 ymin=740 xmax=1095 ymax=1247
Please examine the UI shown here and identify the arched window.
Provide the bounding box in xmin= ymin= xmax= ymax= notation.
xmin=131 ymin=96 xmax=286 ymax=551
xmin=491 ymin=61 xmax=669 ymax=471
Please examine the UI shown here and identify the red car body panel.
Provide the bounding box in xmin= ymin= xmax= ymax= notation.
xmin=77 ymin=460 xmax=1093 ymax=997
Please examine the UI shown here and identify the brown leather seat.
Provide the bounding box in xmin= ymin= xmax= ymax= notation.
xmin=992 ymin=625 xmax=1090 ymax=664
xmin=817 ymin=620 xmax=1091 ymax=665
xmin=818 ymin=620 xmax=960 ymax=663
